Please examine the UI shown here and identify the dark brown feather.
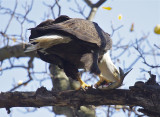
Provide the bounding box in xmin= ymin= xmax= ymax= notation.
xmin=28 ymin=15 xmax=112 ymax=80
xmin=29 ymin=15 xmax=112 ymax=51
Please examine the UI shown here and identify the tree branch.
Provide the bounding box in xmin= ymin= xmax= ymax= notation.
xmin=84 ymin=0 xmax=107 ymax=21
xmin=87 ymin=7 xmax=98 ymax=21
xmin=0 ymin=44 xmax=38 ymax=61
xmin=84 ymin=0 xmax=92 ymax=7
xmin=0 ymin=74 xmax=160 ymax=116
xmin=93 ymin=0 xmax=106 ymax=8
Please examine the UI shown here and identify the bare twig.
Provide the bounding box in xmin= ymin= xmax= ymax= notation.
xmin=84 ymin=0 xmax=92 ymax=7
xmin=70 ymin=0 xmax=87 ymax=19
xmin=110 ymin=23 xmax=124 ymax=37
xmin=154 ymin=44 xmax=160 ymax=50
xmin=86 ymin=0 xmax=107 ymax=20
xmin=9 ymin=57 xmax=34 ymax=91
xmin=134 ymin=40 xmax=160 ymax=68
xmin=4 ymin=0 xmax=17 ymax=34
xmin=43 ymin=0 xmax=61 ymax=19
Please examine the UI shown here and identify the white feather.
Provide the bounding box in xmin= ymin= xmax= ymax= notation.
xmin=25 ymin=35 xmax=71 ymax=52
xmin=24 ymin=44 xmax=38 ymax=52
xmin=98 ymin=51 xmax=120 ymax=82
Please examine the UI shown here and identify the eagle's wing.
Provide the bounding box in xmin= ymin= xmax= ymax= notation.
xmin=29 ymin=15 xmax=112 ymax=51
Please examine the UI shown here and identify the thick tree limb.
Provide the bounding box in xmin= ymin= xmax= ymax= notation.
xmin=0 ymin=76 xmax=160 ymax=116
xmin=50 ymin=64 xmax=95 ymax=117
xmin=0 ymin=44 xmax=38 ymax=61
xmin=93 ymin=0 xmax=106 ymax=8
xmin=84 ymin=0 xmax=92 ymax=7
xmin=84 ymin=0 xmax=107 ymax=21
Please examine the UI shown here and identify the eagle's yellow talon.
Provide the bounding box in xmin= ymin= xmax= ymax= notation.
xmin=77 ymin=78 xmax=91 ymax=90
xmin=94 ymin=80 xmax=104 ymax=88
xmin=94 ymin=75 xmax=112 ymax=88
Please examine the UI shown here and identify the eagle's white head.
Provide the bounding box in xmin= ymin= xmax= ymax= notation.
xmin=96 ymin=51 xmax=131 ymax=89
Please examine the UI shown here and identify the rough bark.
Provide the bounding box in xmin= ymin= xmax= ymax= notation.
xmin=0 ymin=44 xmax=38 ymax=61
xmin=0 ymin=75 xmax=160 ymax=117
xmin=49 ymin=64 xmax=95 ymax=117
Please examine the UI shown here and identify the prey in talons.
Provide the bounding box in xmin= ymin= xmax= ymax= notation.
xmin=95 ymin=67 xmax=132 ymax=90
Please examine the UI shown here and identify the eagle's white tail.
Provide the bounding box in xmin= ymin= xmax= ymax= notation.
xmin=24 ymin=44 xmax=38 ymax=52
xmin=24 ymin=35 xmax=71 ymax=52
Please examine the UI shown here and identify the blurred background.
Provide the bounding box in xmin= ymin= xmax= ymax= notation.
xmin=0 ymin=0 xmax=160 ymax=117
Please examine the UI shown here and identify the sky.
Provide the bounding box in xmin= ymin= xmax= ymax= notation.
xmin=0 ymin=0 xmax=160 ymax=117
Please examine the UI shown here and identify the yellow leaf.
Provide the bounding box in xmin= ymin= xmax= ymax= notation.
xmin=102 ymin=7 xmax=112 ymax=10
xmin=18 ymin=80 xmax=23 ymax=85
xmin=118 ymin=14 xmax=122 ymax=20
xmin=130 ymin=23 xmax=134 ymax=32
xmin=154 ymin=24 xmax=160 ymax=34
xmin=12 ymin=37 xmax=17 ymax=42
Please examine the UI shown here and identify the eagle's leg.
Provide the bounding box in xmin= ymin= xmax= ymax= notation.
xmin=77 ymin=77 xmax=91 ymax=89
xmin=94 ymin=68 xmax=132 ymax=89
xmin=94 ymin=75 xmax=112 ymax=88
xmin=94 ymin=75 xmax=104 ymax=88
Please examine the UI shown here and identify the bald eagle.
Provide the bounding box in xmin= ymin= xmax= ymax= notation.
xmin=25 ymin=15 xmax=130 ymax=89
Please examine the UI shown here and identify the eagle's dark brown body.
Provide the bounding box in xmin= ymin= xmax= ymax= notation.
xmin=28 ymin=15 xmax=112 ymax=80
